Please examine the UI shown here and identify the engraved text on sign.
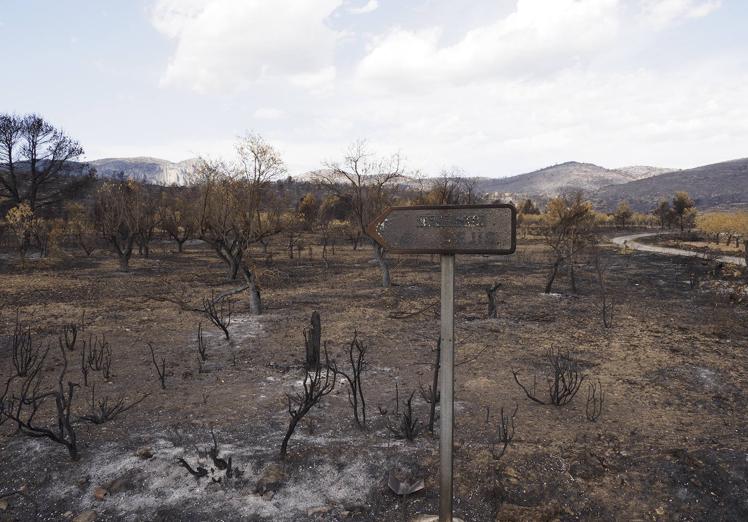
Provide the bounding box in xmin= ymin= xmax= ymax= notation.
xmin=367 ymin=204 xmax=516 ymax=255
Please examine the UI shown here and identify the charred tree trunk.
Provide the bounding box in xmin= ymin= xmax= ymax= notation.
xmin=486 ymin=283 xmax=501 ymax=319
xmin=240 ymin=262 xmax=262 ymax=315
xmin=304 ymin=311 xmax=321 ymax=369
xmin=372 ymin=241 xmax=391 ymax=288
xmin=545 ymin=257 xmax=561 ymax=294
xmin=569 ymin=260 xmax=577 ymax=294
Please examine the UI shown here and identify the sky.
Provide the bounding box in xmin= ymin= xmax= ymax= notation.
xmin=1 ymin=0 xmax=747 ymax=177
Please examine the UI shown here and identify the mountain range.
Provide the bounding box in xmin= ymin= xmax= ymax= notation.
xmin=82 ymin=155 xmax=748 ymax=211
xmin=90 ymin=157 xmax=200 ymax=186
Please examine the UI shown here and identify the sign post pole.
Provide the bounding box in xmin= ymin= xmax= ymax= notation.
xmin=366 ymin=204 xmax=516 ymax=521
xmin=439 ymin=254 xmax=455 ymax=522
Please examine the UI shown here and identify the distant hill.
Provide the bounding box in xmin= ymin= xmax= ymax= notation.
xmin=593 ymin=158 xmax=748 ymax=211
xmin=614 ymin=165 xmax=678 ymax=180
xmin=476 ymin=161 xmax=642 ymax=198
xmin=91 ymin=157 xmax=200 ymax=185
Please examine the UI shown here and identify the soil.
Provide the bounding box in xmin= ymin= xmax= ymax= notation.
xmin=0 ymin=237 xmax=747 ymax=521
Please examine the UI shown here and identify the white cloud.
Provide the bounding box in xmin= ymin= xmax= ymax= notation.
xmin=348 ymin=0 xmax=378 ymax=15
xmin=357 ymin=0 xmax=622 ymax=90
xmin=640 ymin=0 xmax=721 ymax=29
xmin=150 ymin=0 xmax=343 ymax=92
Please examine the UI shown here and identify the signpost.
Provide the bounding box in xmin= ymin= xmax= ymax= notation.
xmin=367 ymin=204 xmax=516 ymax=522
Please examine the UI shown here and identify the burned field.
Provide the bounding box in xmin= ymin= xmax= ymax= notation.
xmin=1 ymin=239 xmax=747 ymax=521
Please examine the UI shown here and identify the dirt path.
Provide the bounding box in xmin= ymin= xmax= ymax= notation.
xmin=610 ymin=232 xmax=746 ymax=266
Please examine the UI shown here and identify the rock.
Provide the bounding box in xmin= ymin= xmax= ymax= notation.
xmin=307 ymin=506 xmax=331 ymax=516
xmin=72 ymin=511 xmax=97 ymax=522
xmin=262 ymin=491 xmax=275 ymax=501
xmin=135 ymin=447 xmax=154 ymax=460
xmin=93 ymin=487 xmax=108 ymax=501
xmin=0 ymin=499 xmax=8 ymax=511
xmin=255 ymin=463 xmax=286 ymax=494
xmin=63 ymin=512 xmax=73 ymax=518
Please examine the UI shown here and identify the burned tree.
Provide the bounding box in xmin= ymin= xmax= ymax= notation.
xmin=489 ymin=404 xmax=517 ymax=462
xmin=79 ymin=383 xmax=148 ymax=425
xmin=388 ymin=390 xmax=422 ymax=441
xmin=486 ymin=283 xmax=501 ymax=319
xmin=95 ymin=180 xmax=145 ymax=272
xmin=423 ymin=337 xmax=441 ymax=433
xmin=303 ymin=311 xmax=321 ymax=369
xmin=193 ymin=135 xmax=285 ymax=314
xmin=279 ymin=348 xmax=337 ymax=460
xmin=3 ymin=342 xmax=79 ymax=460
xmin=148 ymin=343 xmax=167 ymax=390
xmin=85 ymin=333 xmax=110 ymax=372
xmin=585 ymin=379 xmax=605 ymax=422
xmin=593 ymin=247 xmax=615 ymax=328
xmin=202 ymin=294 xmax=233 ymax=340
xmin=319 ymin=140 xmax=404 ymax=287
xmin=160 ymin=191 xmax=196 ymax=253
xmin=196 ymin=323 xmax=209 ymax=361
xmin=512 ymin=348 xmax=585 ymax=406
xmin=338 ymin=331 xmax=368 ymax=429
xmin=0 ymin=113 xmax=89 ymax=210
xmin=542 ymin=193 xmax=596 ymax=294
xmin=9 ymin=312 xmax=46 ymax=377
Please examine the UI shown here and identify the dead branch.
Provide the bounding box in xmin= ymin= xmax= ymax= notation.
xmin=202 ymin=293 xmax=232 ymax=340
xmin=3 ymin=342 xmax=79 ymax=460
xmin=338 ymin=331 xmax=368 ymax=429
xmin=490 ymin=404 xmax=518 ymax=462
xmin=79 ymin=383 xmax=149 ymax=424
xmin=388 ymin=301 xmax=438 ymax=320
xmin=387 ymin=390 xmax=421 ymax=441
xmin=585 ymin=379 xmax=605 ymax=422
xmin=148 ymin=343 xmax=167 ymax=390
xmin=279 ymin=345 xmax=337 ymax=459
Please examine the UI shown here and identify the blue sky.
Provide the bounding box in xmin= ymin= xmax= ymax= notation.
xmin=1 ymin=0 xmax=747 ymax=177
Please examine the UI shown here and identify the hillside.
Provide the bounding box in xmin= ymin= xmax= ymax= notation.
xmin=91 ymin=157 xmax=199 ymax=185
xmin=614 ymin=165 xmax=678 ymax=180
xmin=593 ymin=158 xmax=748 ymax=211
xmin=476 ymin=161 xmax=640 ymax=197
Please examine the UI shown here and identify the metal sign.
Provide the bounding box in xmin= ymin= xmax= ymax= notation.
xmin=367 ymin=203 xmax=516 ymax=522
xmin=366 ymin=204 xmax=516 ymax=255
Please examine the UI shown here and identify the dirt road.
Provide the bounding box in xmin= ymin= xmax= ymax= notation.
xmin=610 ymin=232 xmax=746 ymax=266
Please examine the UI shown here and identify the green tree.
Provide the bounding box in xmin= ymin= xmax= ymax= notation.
xmin=672 ymin=192 xmax=695 ymax=232
xmin=613 ymin=201 xmax=633 ymax=229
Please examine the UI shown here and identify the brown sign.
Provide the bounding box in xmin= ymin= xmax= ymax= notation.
xmin=367 ymin=204 xmax=516 ymax=255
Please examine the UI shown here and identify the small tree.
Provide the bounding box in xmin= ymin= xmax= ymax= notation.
xmin=653 ymin=200 xmax=672 ymax=229
xmin=95 ymin=180 xmax=143 ymax=271
xmin=3 ymin=342 xmax=79 ymax=460
xmin=542 ymin=193 xmax=596 ymax=294
xmin=613 ymin=201 xmax=633 ymax=229
xmin=194 ymin=134 xmax=285 ymax=314
xmin=672 ymin=191 xmax=695 ymax=232
xmin=279 ymin=348 xmax=337 ymax=459
xmin=5 ymin=203 xmax=34 ymax=259
xmin=65 ymin=202 xmax=98 ymax=256
xmin=319 ymin=140 xmax=404 ymax=287
xmin=298 ymin=192 xmax=320 ymax=231
xmin=338 ymin=332 xmax=368 ymax=429
xmin=160 ymin=191 xmax=196 ymax=253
